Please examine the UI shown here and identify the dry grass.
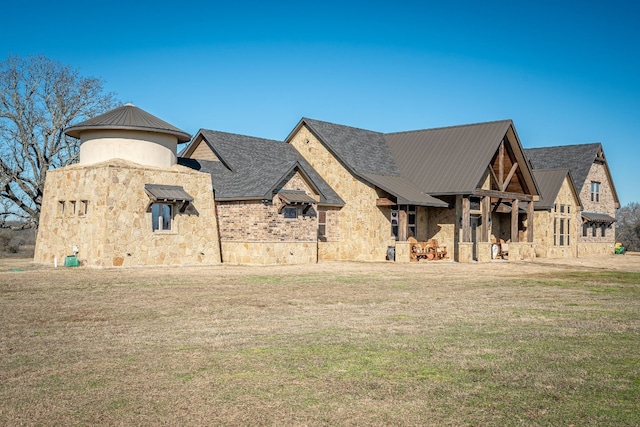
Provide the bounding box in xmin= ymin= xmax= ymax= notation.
xmin=1 ymin=256 xmax=639 ymax=426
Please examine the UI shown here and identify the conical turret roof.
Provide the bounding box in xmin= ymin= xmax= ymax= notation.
xmin=65 ymin=103 xmax=191 ymax=143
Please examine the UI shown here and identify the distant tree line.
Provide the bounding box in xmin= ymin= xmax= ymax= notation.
xmin=616 ymin=202 xmax=640 ymax=252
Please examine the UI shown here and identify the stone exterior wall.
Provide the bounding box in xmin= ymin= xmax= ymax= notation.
xmin=289 ymin=125 xmax=395 ymax=261
xmin=578 ymin=161 xmax=617 ymax=256
xmin=34 ymin=160 xmax=221 ymax=267
xmin=423 ymin=206 xmax=456 ymax=260
xmin=533 ymin=176 xmax=579 ymax=258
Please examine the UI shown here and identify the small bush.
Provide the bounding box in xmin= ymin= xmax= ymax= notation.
xmin=5 ymin=244 xmax=19 ymax=253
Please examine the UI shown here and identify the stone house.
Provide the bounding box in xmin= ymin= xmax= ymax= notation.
xmin=529 ymin=168 xmax=582 ymax=258
xmin=179 ymin=129 xmax=343 ymax=264
xmin=34 ymin=104 xmax=222 ymax=267
xmin=35 ymin=103 xmax=620 ymax=267
xmin=526 ymin=143 xmax=620 ymax=256
xmin=285 ymin=118 xmax=540 ymax=263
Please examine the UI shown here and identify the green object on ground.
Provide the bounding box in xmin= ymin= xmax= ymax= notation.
xmin=64 ymin=256 xmax=80 ymax=267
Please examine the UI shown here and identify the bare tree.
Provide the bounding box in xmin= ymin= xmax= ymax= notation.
xmin=616 ymin=202 xmax=640 ymax=252
xmin=0 ymin=55 xmax=118 ymax=229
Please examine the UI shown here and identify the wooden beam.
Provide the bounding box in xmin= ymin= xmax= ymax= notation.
xmin=527 ymin=200 xmax=534 ymax=242
xmin=398 ymin=209 xmax=408 ymax=241
xmin=461 ymin=197 xmax=471 ymax=242
xmin=502 ymin=162 xmax=519 ymax=192
xmin=499 ymin=140 xmax=505 ymax=189
xmin=511 ymin=199 xmax=519 ymax=243
xmin=474 ymin=189 xmax=534 ymax=202
xmin=492 ymin=198 xmax=503 ymax=213
xmin=481 ymin=196 xmax=490 ymax=242
xmin=376 ymin=197 xmax=396 ymax=206
xmin=488 ymin=166 xmax=499 ymax=191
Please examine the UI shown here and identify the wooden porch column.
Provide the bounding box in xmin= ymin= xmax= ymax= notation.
xmin=481 ymin=196 xmax=490 ymax=242
xmin=461 ymin=197 xmax=471 ymax=242
xmin=511 ymin=199 xmax=519 ymax=243
xmin=527 ymin=201 xmax=534 ymax=242
xmin=398 ymin=209 xmax=408 ymax=241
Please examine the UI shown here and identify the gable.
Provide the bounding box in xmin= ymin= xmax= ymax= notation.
xmin=385 ymin=120 xmax=538 ymax=198
xmin=179 ymin=130 xmax=344 ymax=207
xmin=525 ymin=143 xmax=619 ymax=208
xmin=486 ymin=127 xmax=536 ymax=196
xmin=532 ymin=169 xmax=581 ymax=210
xmin=287 ymin=118 xmax=400 ymax=177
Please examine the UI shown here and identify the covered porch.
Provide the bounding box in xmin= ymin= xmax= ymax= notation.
xmin=455 ymin=190 xmax=536 ymax=262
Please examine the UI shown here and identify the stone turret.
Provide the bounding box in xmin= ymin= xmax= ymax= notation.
xmin=35 ymin=104 xmax=222 ymax=268
xmin=65 ymin=103 xmax=191 ymax=168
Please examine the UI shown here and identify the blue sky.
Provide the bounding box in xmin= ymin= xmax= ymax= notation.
xmin=3 ymin=0 xmax=638 ymax=205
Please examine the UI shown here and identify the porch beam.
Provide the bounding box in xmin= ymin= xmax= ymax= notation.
xmin=461 ymin=197 xmax=471 ymax=242
xmin=511 ymin=199 xmax=519 ymax=243
xmin=474 ymin=189 xmax=534 ymax=202
xmin=481 ymin=196 xmax=490 ymax=242
xmin=502 ymin=162 xmax=519 ymax=192
xmin=376 ymin=197 xmax=396 ymax=206
xmin=398 ymin=209 xmax=408 ymax=241
xmin=527 ymin=200 xmax=534 ymax=242
xmin=499 ymin=140 xmax=505 ymax=187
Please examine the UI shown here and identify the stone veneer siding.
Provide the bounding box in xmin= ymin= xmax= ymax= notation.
xmin=289 ymin=125 xmax=395 ymax=261
xmin=34 ymin=160 xmax=221 ymax=267
xmin=533 ymin=176 xmax=579 ymax=258
xmin=578 ymin=161 xmax=617 ymax=256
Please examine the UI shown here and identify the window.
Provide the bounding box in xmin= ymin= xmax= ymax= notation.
xmin=391 ymin=210 xmax=399 ymax=240
xmin=152 ymin=203 xmax=172 ymax=231
xmin=554 ymin=205 xmax=571 ymax=247
xmin=79 ymin=200 xmax=88 ymax=216
xmin=70 ymin=200 xmax=76 ymax=215
xmin=283 ymin=206 xmax=298 ymax=219
xmin=318 ymin=210 xmax=326 ymax=240
xmin=58 ymin=201 xmax=65 ymax=215
xmin=407 ymin=205 xmax=417 ymax=238
xmin=600 ymin=223 xmax=607 ymax=237
xmin=590 ymin=182 xmax=600 ymax=202
xmin=583 ymin=222 xmax=588 ymax=237
xmin=592 ymin=223 xmax=597 ymax=237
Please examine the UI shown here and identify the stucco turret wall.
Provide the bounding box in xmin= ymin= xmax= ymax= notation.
xmin=34 ymin=160 xmax=221 ymax=267
xmin=79 ymin=129 xmax=178 ymax=167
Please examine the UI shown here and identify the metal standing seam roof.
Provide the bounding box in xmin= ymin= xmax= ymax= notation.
xmin=178 ymin=130 xmax=344 ymax=206
xmin=582 ymin=211 xmax=617 ymax=223
xmin=277 ymin=190 xmax=317 ymax=204
xmin=65 ymin=103 xmax=192 ymax=143
xmin=144 ymin=184 xmax=194 ymax=202
xmin=360 ymin=173 xmax=449 ymax=207
xmin=290 ymin=118 xmax=447 ymax=207
xmin=384 ymin=120 xmax=520 ymax=195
